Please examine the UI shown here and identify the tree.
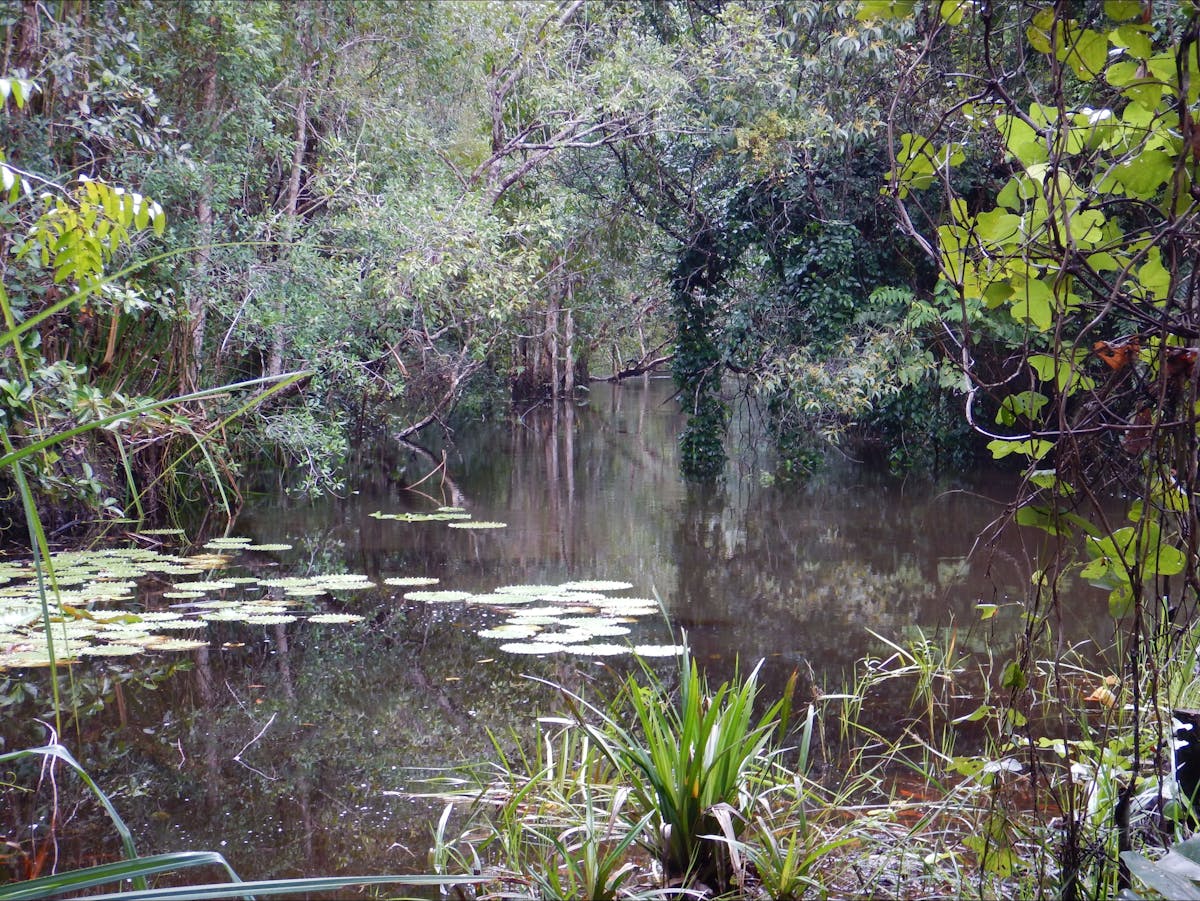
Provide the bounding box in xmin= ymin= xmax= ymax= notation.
xmin=883 ymin=1 xmax=1200 ymax=894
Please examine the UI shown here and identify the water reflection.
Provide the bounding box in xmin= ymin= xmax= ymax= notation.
xmin=3 ymin=377 xmax=1116 ymax=883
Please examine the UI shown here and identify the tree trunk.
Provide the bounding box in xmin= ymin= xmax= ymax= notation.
xmin=269 ymin=53 xmax=311 ymax=378
xmin=564 ymin=300 xmax=575 ymax=396
xmin=184 ymin=23 xmax=219 ymax=392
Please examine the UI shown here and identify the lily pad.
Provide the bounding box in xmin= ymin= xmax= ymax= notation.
xmin=404 ymin=590 xmax=473 ymax=603
xmin=633 ymin=644 xmax=686 ymax=657
xmin=307 ymin=613 xmax=365 ymax=624
xmin=558 ymin=580 xmax=634 ymax=592
xmin=146 ymin=637 xmax=209 ymax=651
xmin=569 ymin=643 xmax=629 ymax=657
xmin=78 ymin=644 xmax=143 ymax=657
xmin=384 ymin=577 xmax=440 ymax=587
xmin=478 ymin=624 xmax=541 ymax=640
xmin=448 ymin=521 xmax=507 ymax=530
xmin=499 ymin=641 xmax=568 ymax=655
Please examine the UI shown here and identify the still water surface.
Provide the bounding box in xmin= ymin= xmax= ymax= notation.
xmin=5 ymin=378 xmax=1112 ymax=881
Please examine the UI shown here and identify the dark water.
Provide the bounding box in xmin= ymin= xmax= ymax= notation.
xmin=2 ymin=378 xmax=1113 ymax=883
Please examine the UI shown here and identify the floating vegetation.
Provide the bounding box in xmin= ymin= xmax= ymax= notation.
xmin=370 ymin=510 xmax=472 ymax=522
xmin=515 ymin=606 xmax=569 ymax=617
xmin=0 ymin=541 xmax=378 ymax=670
xmin=78 ymin=644 xmax=143 ymax=657
xmin=632 ymin=644 xmax=686 ymax=657
xmin=447 ymin=521 xmax=507 ymax=530
xmin=436 ymin=506 xmax=467 ymax=513
xmin=535 ymin=591 xmax=608 ymax=604
xmin=308 ymin=613 xmax=365 ymax=624
xmin=499 ymin=641 xmax=569 ymax=655
xmin=470 ymin=575 xmax=672 ymax=658
xmin=243 ymin=544 xmax=293 ymax=552
xmin=384 ymin=576 xmax=440 ymax=587
xmin=478 ymin=624 xmax=541 ymax=640
xmin=137 ymin=528 xmax=186 ymax=536
xmin=558 ymin=580 xmax=634 ymax=592
xmin=146 ymin=637 xmax=209 ymax=652
xmin=466 ymin=593 xmax=535 ymax=606
xmin=403 ymin=590 xmax=473 ymax=603
xmin=495 ymin=584 xmax=562 ymax=596
xmin=570 ymin=643 xmax=629 ymax=657
xmin=503 ymin=615 xmax=562 ymax=627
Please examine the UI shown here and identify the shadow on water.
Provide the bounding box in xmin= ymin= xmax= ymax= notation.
xmin=1 ymin=377 xmax=1117 ymax=882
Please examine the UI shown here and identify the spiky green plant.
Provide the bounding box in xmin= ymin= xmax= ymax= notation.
xmin=556 ymin=649 xmax=797 ymax=889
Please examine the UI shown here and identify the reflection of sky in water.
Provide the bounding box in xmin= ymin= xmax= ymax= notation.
xmin=2 ymin=378 xmax=1116 ymax=884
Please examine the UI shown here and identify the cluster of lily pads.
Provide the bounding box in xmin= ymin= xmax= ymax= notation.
xmin=0 ymin=539 xmax=371 ymax=670
xmin=369 ymin=506 xmax=507 ymax=530
xmin=391 ymin=577 xmax=684 ymax=659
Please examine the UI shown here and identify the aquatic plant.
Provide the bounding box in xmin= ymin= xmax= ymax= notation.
xmin=558 ymin=648 xmax=797 ymax=889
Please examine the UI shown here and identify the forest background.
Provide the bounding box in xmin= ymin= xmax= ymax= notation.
xmin=0 ymin=0 xmax=982 ymax=529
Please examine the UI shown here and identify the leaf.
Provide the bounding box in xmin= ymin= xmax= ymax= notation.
xmin=1122 ymin=851 xmax=1200 ymax=900
xmin=987 ymin=438 xmax=1053 ymax=461
xmin=1058 ymin=28 xmax=1109 ymax=81
xmin=1001 ymin=660 xmax=1026 ymax=691
xmin=1109 ymin=584 xmax=1135 ymax=618
xmin=1011 ymin=279 xmax=1054 ymax=330
xmin=1104 ymin=1 xmax=1145 ymax=21
xmin=995 ymin=114 xmax=1047 ymax=166
xmin=1114 ymin=150 xmax=1174 ymax=198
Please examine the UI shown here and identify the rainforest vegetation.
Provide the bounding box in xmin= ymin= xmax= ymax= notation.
xmin=8 ymin=0 xmax=1200 ymax=898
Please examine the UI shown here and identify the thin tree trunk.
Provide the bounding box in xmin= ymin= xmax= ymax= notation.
xmin=549 ymin=298 xmax=559 ymax=400
xmin=185 ymin=25 xmax=219 ymax=392
xmin=564 ymin=284 xmax=575 ymax=395
xmin=269 ymin=44 xmax=312 ymax=378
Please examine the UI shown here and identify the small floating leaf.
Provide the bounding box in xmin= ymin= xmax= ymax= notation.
xmin=404 ymin=590 xmax=472 ymax=603
xmin=536 ymin=591 xmax=607 ymax=604
xmin=478 ymin=625 xmax=540 ymax=640
xmin=146 ymin=637 xmax=209 ymax=651
xmin=436 ymin=506 xmax=467 ymax=513
xmin=558 ymin=580 xmax=634 ymax=592
xmin=570 ymin=643 xmax=629 ymax=657
xmin=448 ymin=521 xmax=507 ymax=530
xmin=162 ymin=591 xmax=206 ymax=599
xmin=243 ymin=614 xmax=299 ymax=625
xmin=244 ymin=544 xmax=293 ymax=552
xmin=467 ymin=593 xmax=535 ymax=606
xmin=499 ymin=641 xmax=568 ymax=655
xmin=308 ymin=613 xmax=365 ymax=624
xmin=78 ymin=644 xmax=143 ymax=657
xmin=384 ymin=577 xmax=440 ymax=587
xmin=504 ymin=615 xmax=562 ymax=626
xmin=633 ymin=644 xmax=686 ymax=657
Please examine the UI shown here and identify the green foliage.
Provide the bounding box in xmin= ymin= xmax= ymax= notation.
xmin=563 ymin=650 xmax=796 ymax=888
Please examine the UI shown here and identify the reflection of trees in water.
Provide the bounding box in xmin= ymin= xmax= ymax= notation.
xmin=2 ymin=599 xmax=607 ymax=882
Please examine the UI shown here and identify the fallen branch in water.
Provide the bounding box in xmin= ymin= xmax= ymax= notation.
xmin=591 ymin=352 xmax=673 ymax=382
